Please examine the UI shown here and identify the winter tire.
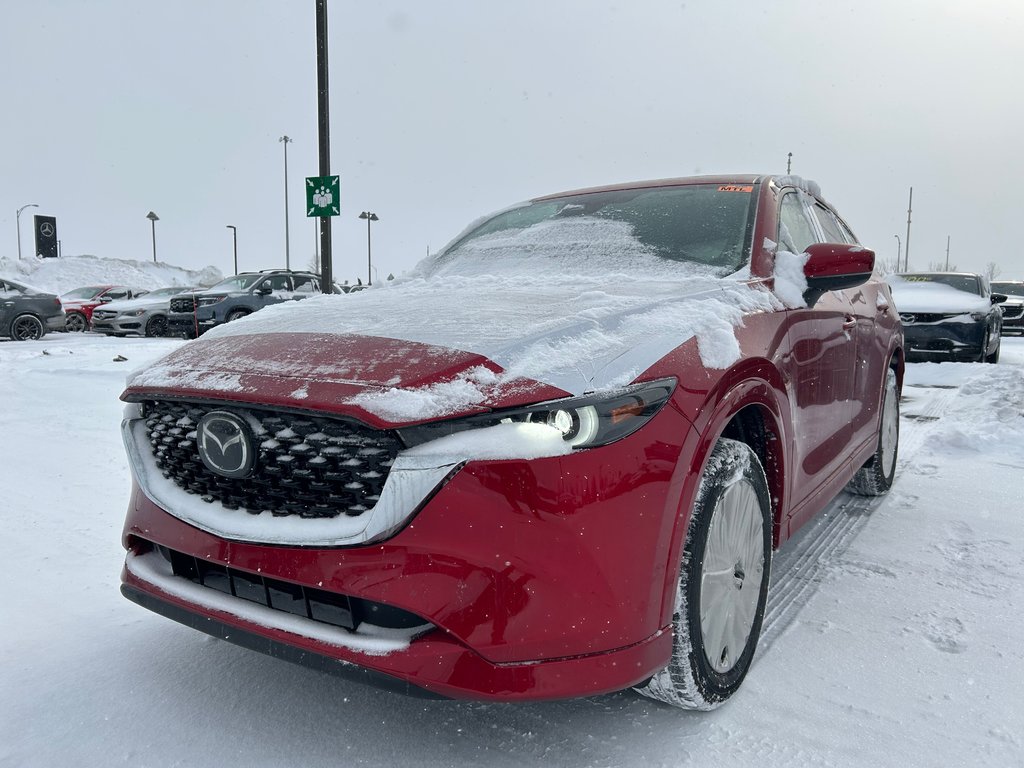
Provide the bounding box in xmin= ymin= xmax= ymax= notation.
xmin=11 ymin=313 xmax=44 ymax=341
xmin=848 ymin=368 xmax=899 ymax=496
xmin=986 ymin=340 xmax=1000 ymax=364
xmin=226 ymin=309 xmax=250 ymax=322
xmin=637 ymin=438 xmax=772 ymax=710
xmin=145 ymin=315 xmax=168 ymax=337
xmin=65 ymin=312 xmax=87 ymax=333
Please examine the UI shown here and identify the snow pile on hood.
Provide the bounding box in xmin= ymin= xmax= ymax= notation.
xmin=0 ymin=254 xmax=221 ymax=294
xmin=205 ymin=271 xmax=782 ymax=419
xmin=886 ymin=277 xmax=989 ymax=314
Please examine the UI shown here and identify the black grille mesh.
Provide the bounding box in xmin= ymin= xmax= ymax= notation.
xmin=170 ymin=297 xmax=196 ymax=313
xmin=143 ymin=400 xmax=402 ymax=519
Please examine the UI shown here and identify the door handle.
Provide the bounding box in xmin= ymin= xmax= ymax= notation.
xmin=842 ymin=316 xmax=857 ymax=330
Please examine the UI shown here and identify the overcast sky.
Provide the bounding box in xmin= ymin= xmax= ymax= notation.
xmin=3 ymin=0 xmax=1023 ymax=283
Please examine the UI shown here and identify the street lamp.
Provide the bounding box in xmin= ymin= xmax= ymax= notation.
xmin=226 ymin=225 xmax=238 ymax=274
xmin=16 ymin=203 xmax=39 ymax=260
xmin=358 ymin=211 xmax=379 ymax=286
xmin=893 ymin=234 xmax=901 ymax=270
xmin=146 ymin=211 xmax=159 ymax=263
xmin=279 ymin=135 xmax=292 ymax=269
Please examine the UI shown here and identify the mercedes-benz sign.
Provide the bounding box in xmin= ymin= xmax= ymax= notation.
xmin=197 ymin=411 xmax=255 ymax=479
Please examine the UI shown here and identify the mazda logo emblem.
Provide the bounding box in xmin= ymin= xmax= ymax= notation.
xmin=197 ymin=411 xmax=255 ymax=479
xmin=899 ymin=313 xmax=916 ymax=324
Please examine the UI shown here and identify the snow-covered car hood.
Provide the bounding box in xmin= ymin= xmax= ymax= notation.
xmin=887 ymin=279 xmax=990 ymax=314
xmin=126 ymin=272 xmax=781 ymax=427
xmin=99 ymin=294 xmax=175 ymax=313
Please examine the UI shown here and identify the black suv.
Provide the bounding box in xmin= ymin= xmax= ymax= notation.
xmin=0 ymin=277 xmax=65 ymax=341
xmin=167 ymin=270 xmax=322 ymax=338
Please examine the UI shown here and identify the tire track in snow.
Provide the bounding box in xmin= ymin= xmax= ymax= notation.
xmin=758 ymin=384 xmax=958 ymax=651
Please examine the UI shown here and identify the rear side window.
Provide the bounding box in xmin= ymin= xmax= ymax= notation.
xmin=293 ymin=275 xmax=318 ymax=293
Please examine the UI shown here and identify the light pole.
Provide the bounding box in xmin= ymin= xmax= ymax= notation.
xmin=226 ymin=225 xmax=238 ymax=274
xmin=893 ymin=234 xmax=901 ymax=270
xmin=279 ymin=135 xmax=292 ymax=269
xmin=16 ymin=203 xmax=39 ymax=260
xmin=146 ymin=211 xmax=159 ymax=263
xmin=359 ymin=211 xmax=379 ymax=286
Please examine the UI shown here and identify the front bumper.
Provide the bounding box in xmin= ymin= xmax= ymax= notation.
xmin=120 ymin=406 xmax=696 ymax=700
xmin=44 ymin=312 xmax=65 ymax=332
xmin=92 ymin=315 xmax=146 ymax=335
xmin=902 ymin=321 xmax=986 ymax=361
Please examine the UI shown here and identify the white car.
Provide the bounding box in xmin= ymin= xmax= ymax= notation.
xmin=90 ymin=286 xmax=199 ymax=337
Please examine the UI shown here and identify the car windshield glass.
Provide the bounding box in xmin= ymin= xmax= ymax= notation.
xmin=61 ymin=286 xmax=106 ymax=299
xmin=209 ymin=275 xmax=262 ymax=291
xmin=898 ymin=273 xmax=981 ymax=295
xmin=430 ymin=183 xmax=756 ymax=278
xmin=991 ymin=282 xmax=1024 ymax=296
xmin=146 ymin=287 xmax=190 ymax=298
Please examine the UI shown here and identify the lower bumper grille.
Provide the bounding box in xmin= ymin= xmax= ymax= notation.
xmin=152 ymin=543 xmax=429 ymax=631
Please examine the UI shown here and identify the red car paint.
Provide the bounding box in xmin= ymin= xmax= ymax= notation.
xmin=119 ymin=175 xmax=903 ymax=701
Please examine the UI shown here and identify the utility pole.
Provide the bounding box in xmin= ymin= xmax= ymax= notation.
xmin=315 ymin=0 xmax=334 ymax=292
xmin=945 ymin=235 xmax=951 ymax=270
xmin=904 ymin=187 xmax=913 ymax=271
xmin=279 ymin=135 xmax=293 ymax=269
xmin=786 ymin=152 xmax=792 ymax=174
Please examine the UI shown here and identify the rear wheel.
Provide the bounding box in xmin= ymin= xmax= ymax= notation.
xmin=636 ymin=438 xmax=772 ymax=710
xmin=11 ymin=314 xmax=44 ymax=341
xmin=848 ymin=368 xmax=899 ymax=496
xmin=65 ymin=312 xmax=87 ymax=332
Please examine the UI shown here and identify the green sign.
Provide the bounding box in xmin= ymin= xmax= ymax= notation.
xmin=306 ymin=175 xmax=340 ymax=217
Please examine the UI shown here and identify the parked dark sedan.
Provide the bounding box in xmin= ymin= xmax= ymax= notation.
xmin=887 ymin=272 xmax=1005 ymax=362
xmin=0 ymin=277 xmax=65 ymax=341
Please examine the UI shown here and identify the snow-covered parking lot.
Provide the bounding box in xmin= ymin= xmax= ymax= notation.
xmin=2 ymin=333 xmax=1023 ymax=768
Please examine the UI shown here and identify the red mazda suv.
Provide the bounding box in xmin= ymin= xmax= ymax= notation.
xmin=119 ymin=175 xmax=903 ymax=709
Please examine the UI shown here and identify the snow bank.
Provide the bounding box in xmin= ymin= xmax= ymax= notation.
xmin=0 ymin=254 xmax=221 ymax=294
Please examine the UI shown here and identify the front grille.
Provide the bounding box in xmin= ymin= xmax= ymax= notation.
xmin=901 ymin=312 xmax=963 ymax=324
xmin=93 ymin=309 xmax=116 ymax=321
xmin=1001 ymin=305 xmax=1024 ymax=319
xmin=170 ymin=297 xmax=196 ymax=313
xmin=143 ymin=400 xmax=402 ymax=519
xmin=152 ymin=543 xmax=429 ymax=631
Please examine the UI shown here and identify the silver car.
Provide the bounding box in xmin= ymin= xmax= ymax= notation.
xmin=91 ymin=286 xmax=198 ymax=337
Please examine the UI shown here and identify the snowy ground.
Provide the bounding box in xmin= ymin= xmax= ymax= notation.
xmin=2 ymin=329 xmax=1023 ymax=768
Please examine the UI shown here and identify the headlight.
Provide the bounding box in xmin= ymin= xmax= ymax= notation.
xmin=198 ymin=296 xmax=226 ymax=306
xmin=398 ymin=378 xmax=676 ymax=451
xmin=970 ymin=312 xmax=987 ymax=321
xmin=125 ymin=309 xmax=146 ymax=317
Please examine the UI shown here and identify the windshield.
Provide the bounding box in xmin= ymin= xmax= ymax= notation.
xmin=991 ymin=281 xmax=1024 ymax=297
xmin=430 ymin=183 xmax=756 ymax=279
xmin=146 ymin=286 xmax=192 ymax=298
xmin=61 ymin=286 xmax=107 ymax=300
xmin=897 ymin=273 xmax=982 ymax=296
xmin=208 ymin=275 xmax=262 ymax=292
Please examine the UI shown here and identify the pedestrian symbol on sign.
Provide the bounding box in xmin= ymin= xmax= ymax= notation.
xmin=306 ymin=175 xmax=340 ymax=217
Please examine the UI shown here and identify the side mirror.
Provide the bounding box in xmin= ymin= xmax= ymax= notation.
xmin=256 ymin=284 xmax=273 ymax=296
xmin=991 ymin=293 xmax=1008 ymax=304
xmin=802 ymin=243 xmax=875 ymax=306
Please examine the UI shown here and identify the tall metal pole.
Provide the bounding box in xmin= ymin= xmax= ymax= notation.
xmin=945 ymin=235 xmax=950 ymax=270
xmin=226 ymin=225 xmax=238 ymax=274
xmin=316 ymin=0 xmax=334 ymax=292
xmin=279 ymin=135 xmax=292 ymax=269
xmin=894 ymin=234 xmax=901 ymax=269
xmin=16 ymin=203 xmax=39 ymax=260
xmin=359 ymin=211 xmax=378 ymax=285
xmin=146 ymin=211 xmax=159 ymax=263
xmin=904 ymin=186 xmax=913 ymax=271
xmin=786 ymin=152 xmax=792 ymax=174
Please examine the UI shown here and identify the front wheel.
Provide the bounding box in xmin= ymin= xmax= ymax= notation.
xmin=636 ymin=438 xmax=772 ymax=710
xmin=986 ymin=339 xmax=1000 ymax=364
xmin=848 ymin=368 xmax=899 ymax=496
xmin=145 ymin=315 xmax=168 ymax=337
xmin=226 ymin=309 xmax=250 ymax=322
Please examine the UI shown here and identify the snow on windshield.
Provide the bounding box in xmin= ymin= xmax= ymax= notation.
xmin=887 ymin=275 xmax=990 ymax=313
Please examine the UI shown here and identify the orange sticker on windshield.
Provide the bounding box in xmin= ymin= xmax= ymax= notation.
xmin=718 ymin=185 xmax=753 ymax=193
